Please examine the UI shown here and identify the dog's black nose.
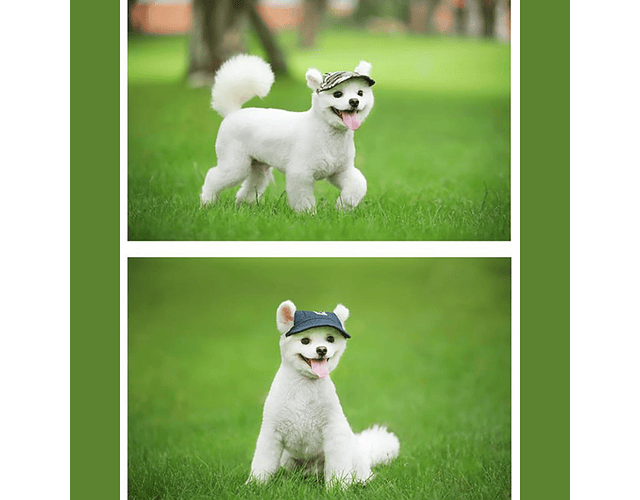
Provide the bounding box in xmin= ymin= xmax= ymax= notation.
xmin=316 ymin=346 xmax=327 ymax=357
xmin=349 ymin=98 xmax=359 ymax=109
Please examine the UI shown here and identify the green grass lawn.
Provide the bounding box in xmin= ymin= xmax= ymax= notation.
xmin=128 ymin=31 xmax=510 ymax=240
xmin=128 ymin=258 xmax=511 ymax=499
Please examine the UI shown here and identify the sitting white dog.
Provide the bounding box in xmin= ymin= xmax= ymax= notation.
xmin=247 ymin=300 xmax=400 ymax=488
xmin=200 ymin=55 xmax=375 ymax=212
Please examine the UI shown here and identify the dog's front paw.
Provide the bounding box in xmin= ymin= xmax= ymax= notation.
xmin=335 ymin=196 xmax=360 ymax=211
xmin=332 ymin=167 xmax=367 ymax=210
xmin=335 ymin=187 xmax=366 ymax=211
xmin=246 ymin=471 xmax=271 ymax=485
xmin=200 ymin=191 xmax=217 ymax=206
xmin=289 ymin=198 xmax=316 ymax=213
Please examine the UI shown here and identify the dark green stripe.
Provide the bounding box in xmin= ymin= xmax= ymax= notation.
xmin=521 ymin=0 xmax=569 ymax=499
xmin=71 ymin=0 xmax=120 ymax=498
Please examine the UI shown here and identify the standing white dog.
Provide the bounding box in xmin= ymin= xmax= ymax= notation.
xmin=200 ymin=55 xmax=375 ymax=212
xmin=248 ymin=300 xmax=400 ymax=488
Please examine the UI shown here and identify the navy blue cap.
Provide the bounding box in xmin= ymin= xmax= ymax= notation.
xmin=285 ymin=310 xmax=350 ymax=338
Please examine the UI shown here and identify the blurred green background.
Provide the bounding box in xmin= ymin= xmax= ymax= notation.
xmin=128 ymin=31 xmax=509 ymax=96
xmin=128 ymin=258 xmax=511 ymax=498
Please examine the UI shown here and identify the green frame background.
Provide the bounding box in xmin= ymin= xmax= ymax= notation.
xmin=71 ymin=0 xmax=568 ymax=498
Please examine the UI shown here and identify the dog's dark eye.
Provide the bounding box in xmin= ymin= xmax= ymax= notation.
xmin=301 ymin=338 xmax=310 ymax=345
xmin=357 ymin=90 xmax=364 ymax=97
xmin=333 ymin=91 xmax=343 ymax=98
xmin=327 ymin=336 xmax=334 ymax=343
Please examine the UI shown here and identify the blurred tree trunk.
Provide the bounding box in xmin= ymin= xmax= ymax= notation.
xmin=187 ymin=0 xmax=244 ymax=83
xmin=454 ymin=1 xmax=466 ymax=35
xmin=409 ymin=1 xmax=426 ymax=33
xmin=354 ymin=0 xmax=411 ymax=28
xmin=187 ymin=0 xmax=288 ymax=87
xmin=298 ymin=0 xmax=327 ymax=48
xmin=248 ymin=7 xmax=288 ymax=74
xmin=424 ymin=0 xmax=442 ymax=33
xmin=128 ymin=0 xmax=137 ymax=33
xmin=481 ymin=0 xmax=496 ymax=37
xmin=410 ymin=0 xmax=440 ymax=33
xmin=464 ymin=0 xmax=482 ymax=37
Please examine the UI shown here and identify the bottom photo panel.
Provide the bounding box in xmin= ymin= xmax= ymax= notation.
xmin=128 ymin=258 xmax=512 ymax=499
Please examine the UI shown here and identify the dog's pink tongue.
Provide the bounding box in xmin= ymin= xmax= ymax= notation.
xmin=310 ymin=359 xmax=329 ymax=378
xmin=342 ymin=112 xmax=361 ymax=131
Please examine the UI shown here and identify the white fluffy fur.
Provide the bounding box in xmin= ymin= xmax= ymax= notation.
xmin=248 ymin=301 xmax=400 ymax=488
xmin=276 ymin=300 xmax=296 ymax=334
xmin=201 ymin=55 xmax=375 ymax=212
xmin=354 ymin=60 xmax=372 ymax=77
xmin=305 ymin=68 xmax=323 ymax=90
xmin=211 ymin=54 xmax=275 ymax=117
xmin=333 ymin=303 xmax=349 ymax=325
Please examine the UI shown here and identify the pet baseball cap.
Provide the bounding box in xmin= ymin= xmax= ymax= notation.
xmin=285 ymin=310 xmax=351 ymax=338
xmin=316 ymin=71 xmax=375 ymax=94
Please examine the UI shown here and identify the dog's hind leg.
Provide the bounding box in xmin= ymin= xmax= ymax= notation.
xmin=279 ymin=449 xmax=296 ymax=470
xmin=235 ymin=161 xmax=274 ymax=204
xmin=200 ymin=147 xmax=252 ymax=205
xmin=328 ymin=167 xmax=367 ymax=210
xmin=279 ymin=452 xmax=324 ymax=477
xmin=322 ymin=420 xmax=360 ymax=488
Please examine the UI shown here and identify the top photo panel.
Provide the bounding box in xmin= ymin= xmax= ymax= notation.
xmin=128 ymin=0 xmax=511 ymax=241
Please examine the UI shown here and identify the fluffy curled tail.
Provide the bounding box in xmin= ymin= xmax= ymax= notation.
xmin=211 ymin=54 xmax=275 ymax=117
xmin=356 ymin=425 xmax=400 ymax=467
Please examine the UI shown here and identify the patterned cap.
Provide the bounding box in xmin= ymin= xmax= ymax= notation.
xmin=285 ymin=310 xmax=351 ymax=338
xmin=316 ymin=71 xmax=376 ymax=94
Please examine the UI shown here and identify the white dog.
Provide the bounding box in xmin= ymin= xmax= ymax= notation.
xmin=247 ymin=300 xmax=400 ymax=488
xmin=200 ymin=55 xmax=375 ymax=212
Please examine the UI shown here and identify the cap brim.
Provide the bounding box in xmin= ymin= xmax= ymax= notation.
xmin=285 ymin=321 xmax=351 ymax=338
xmin=317 ymin=74 xmax=375 ymax=93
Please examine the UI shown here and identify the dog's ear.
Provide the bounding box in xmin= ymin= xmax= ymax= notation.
xmin=276 ymin=300 xmax=297 ymax=334
xmin=354 ymin=60 xmax=372 ymax=77
xmin=333 ymin=304 xmax=349 ymax=326
xmin=305 ymin=68 xmax=323 ymax=91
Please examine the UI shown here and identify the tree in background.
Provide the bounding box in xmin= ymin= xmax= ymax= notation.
xmin=453 ymin=0 xmax=466 ymax=34
xmin=353 ymin=0 xmax=411 ymax=25
xmin=187 ymin=0 xmax=288 ymax=87
xmin=410 ymin=0 xmax=508 ymax=38
xmin=480 ymin=0 xmax=496 ymax=37
xmin=299 ymin=0 xmax=328 ymax=48
xmin=128 ymin=0 xmax=138 ymax=33
xmin=424 ymin=0 xmax=442 ymax=34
